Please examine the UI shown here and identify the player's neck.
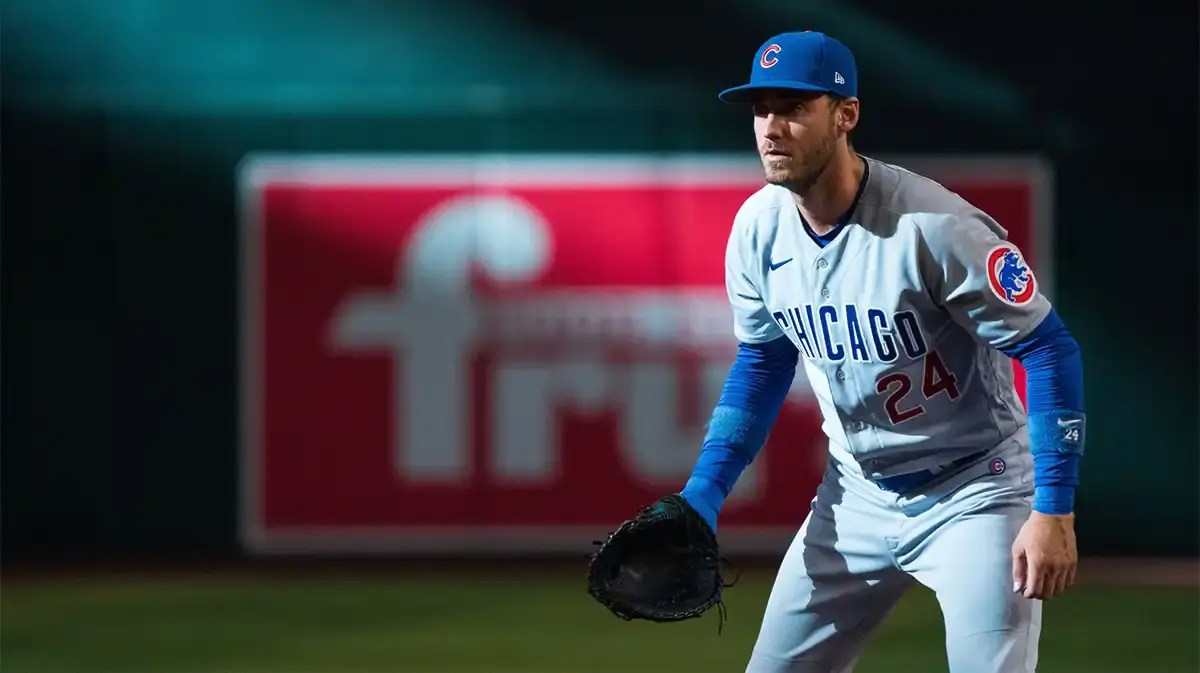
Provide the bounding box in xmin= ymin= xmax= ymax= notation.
xmin=792 ymin=150 xmax=865 ymax=236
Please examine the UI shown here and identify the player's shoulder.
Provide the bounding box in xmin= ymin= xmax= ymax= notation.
xmin=729 ymin=183 xmax=793 ymax=238
xmin=734 ymin=183 xmax=792 ymax=222
xmin=862 ymin=156 xmax=1008 ymax=240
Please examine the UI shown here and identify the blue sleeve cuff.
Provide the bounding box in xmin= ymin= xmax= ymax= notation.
xmin=1033 ymin=485 xmax=1076 ymax=515
xmin=1028 ymin=409 xmax=1085 ymax=514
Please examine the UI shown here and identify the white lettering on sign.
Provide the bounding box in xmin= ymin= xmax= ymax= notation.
xmin=330 ymin=193 xmax=803 ymax=493
xmin=492 ymin=357 xmax=613 ymax=482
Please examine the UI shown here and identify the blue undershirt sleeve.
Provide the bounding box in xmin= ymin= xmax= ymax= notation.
xmin=999 ymin=308 xmax=1086 ymax=515
xmin=679 ymin=336 xmax=799 ymax=531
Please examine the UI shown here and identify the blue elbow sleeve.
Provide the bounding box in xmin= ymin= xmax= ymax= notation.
xmin=680 ymin=337 xmax=798 ymax=530
xmin=1001 ymin=309 xmax=1086 ymax=515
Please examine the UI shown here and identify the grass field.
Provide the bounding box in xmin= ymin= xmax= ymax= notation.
xmin=3 ymin=563 xmax=1197 ymax=672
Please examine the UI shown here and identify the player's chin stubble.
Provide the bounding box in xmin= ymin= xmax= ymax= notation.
xmin=763 ymin=135 xmax=837 ymax=197
xmin=764 ymin=154 xmax=825 ymax=196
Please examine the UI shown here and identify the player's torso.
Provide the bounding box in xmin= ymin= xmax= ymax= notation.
xmin=749 ymin=161 xmax=1025 ymax=478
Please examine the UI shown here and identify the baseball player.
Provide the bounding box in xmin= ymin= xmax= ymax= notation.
xmin=677 ymin=31 xmax=1086 ymax=672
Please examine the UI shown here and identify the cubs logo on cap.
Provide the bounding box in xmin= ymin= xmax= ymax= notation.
xmin=719 ymin=31 xmax=858 ymax=103
xmin=986 ymin=244 xmax=1037 ymax=306
xmin=760 ymin=44 xmax=782 ymax=68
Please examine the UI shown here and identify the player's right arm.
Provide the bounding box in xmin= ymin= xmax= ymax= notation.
xmin=678 ymin=210 xmax=799 ymax=532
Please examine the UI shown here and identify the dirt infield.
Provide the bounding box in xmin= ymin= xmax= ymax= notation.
xmin=5 ymin=554 xmax=1197 ymax=587
xmin=1072 ymin=557 xmax=1199 ymax=586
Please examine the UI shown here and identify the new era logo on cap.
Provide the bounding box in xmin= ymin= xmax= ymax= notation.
xmin=718 ymin=31 xmax=858 ymax=103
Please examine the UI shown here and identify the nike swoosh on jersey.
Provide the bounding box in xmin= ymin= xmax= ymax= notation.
xmin=1056 ymin=418 xmax=1082 ymax=428
xmin=769 ymin=257 xmax=794 ymax=271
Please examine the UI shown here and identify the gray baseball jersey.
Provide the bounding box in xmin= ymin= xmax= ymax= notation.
xmin=726 ymin=156 xmax=1051 ymax=480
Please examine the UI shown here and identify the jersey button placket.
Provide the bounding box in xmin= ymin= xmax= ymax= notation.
xmin=813 ymin=255 xmax=830 ymax=300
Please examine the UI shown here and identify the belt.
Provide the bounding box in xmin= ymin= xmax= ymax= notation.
xmin=872 ymin=450 xmax=990 ymax=494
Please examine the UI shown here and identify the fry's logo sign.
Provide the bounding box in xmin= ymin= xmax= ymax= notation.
xmin=329 ymin=188 xmax=782 ymax=487
xmin=238 ymin=155 xmax=1047 ymax=555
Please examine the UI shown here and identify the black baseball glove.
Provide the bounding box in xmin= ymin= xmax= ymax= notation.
xmin=586 ymin=494 xmax=733 ymax=631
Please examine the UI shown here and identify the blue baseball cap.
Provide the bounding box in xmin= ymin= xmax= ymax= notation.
xmin=718 ymin=31 xmax=858 ymax=103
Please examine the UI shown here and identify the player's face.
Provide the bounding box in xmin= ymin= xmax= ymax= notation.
xmin=751 ymin=90 xmax=845 ymax=193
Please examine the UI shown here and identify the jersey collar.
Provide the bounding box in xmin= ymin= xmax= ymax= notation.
xmin=799 ymin=155 xmax=870 ymax=248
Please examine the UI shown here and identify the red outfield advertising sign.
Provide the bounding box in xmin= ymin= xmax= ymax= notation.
xmin=238 ymin=155 xmax=1052 ymax=555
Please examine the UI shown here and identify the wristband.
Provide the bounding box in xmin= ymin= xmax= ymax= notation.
xmin=1028 ymin=409 xmax=1086 ymax=515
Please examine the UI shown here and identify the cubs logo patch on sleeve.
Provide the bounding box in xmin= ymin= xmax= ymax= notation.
xmin=986 ymin=244 xmax=1036 ymax=306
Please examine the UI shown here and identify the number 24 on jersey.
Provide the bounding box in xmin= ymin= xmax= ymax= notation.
xmin=875 ymin=351 xmax=960 ymax=425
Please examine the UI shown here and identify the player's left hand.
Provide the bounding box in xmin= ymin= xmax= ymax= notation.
xmin=1011 ymin=512 xmax=1078 ymax=600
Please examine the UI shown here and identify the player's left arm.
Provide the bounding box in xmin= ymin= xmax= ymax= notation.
xmin=919 ymin=211 xmax=1084 ymax=601
xmin=999 ymin=310 xmax=1083 ymax=600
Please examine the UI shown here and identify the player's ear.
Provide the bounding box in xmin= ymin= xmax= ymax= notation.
xmin=834 ymin=97 xmax=860 ymax=134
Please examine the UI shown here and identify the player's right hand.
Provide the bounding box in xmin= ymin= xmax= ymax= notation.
xmin=678 ymin=491 xmax=720 ymax=534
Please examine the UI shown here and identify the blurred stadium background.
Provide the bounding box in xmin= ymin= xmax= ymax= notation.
xmin=3 ymin=1 xmax=1198 ymax=671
